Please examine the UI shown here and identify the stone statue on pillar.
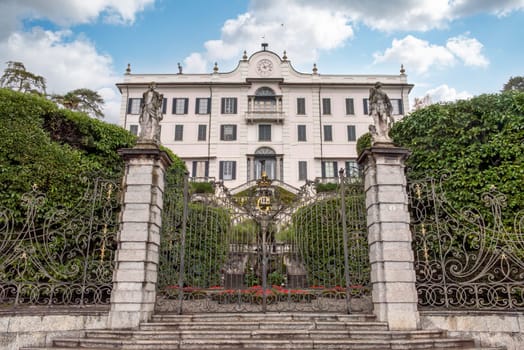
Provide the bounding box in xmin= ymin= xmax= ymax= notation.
xmin=139 ymin=82 xmax=163 ymax=143
xmin=368 ymin=82 xmax=394 ymax=144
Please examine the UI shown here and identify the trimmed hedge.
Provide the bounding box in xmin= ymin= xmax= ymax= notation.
xmin=391 ymin=91 xmax=524 ymax=227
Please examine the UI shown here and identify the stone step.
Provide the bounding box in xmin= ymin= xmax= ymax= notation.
xmin=140 ymin=320 xmax=390 ymax=331
xmin=46 ymin=336 xmax=478 ymax=350
xmin=151 ymin=312 xmax=377 ymax=323
xmin=85 ymin=328 xmax=446 ymax=341
xmin=19 ymin=312 xmax=506 ymax=350
xmin=21 ymin=348 xmax=503 ymax=350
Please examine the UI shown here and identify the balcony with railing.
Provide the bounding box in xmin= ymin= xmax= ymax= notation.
xmin=245 ymin=91 xmax=285 ymax=123
xmin=245 ymin=109 xmax=285 ymax=123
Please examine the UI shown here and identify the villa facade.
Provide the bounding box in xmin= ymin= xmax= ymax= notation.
xmin=117 ymin=45 xmax=413 ymax=189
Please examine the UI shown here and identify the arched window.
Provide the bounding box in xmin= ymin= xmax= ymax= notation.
xmin=254 ymin=147 xmax=276 ymax=179
xmin=255 ymin=87 xmax=275 ymax=96
xmin=254 ymin=87 xmax=276 ymax=112
xmin=255 ymin=147 xmax=276 ymax=156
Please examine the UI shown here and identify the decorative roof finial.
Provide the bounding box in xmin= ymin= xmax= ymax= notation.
xmin=312 ymin=63 xmax=318 ymax=74
xmin=261 ymin=42 xmax=268 ymax=51
xmin=125 ymin=63 xmax=131 ymax=75
xmin=242 ymin=50 xmax=248 ymax=60
xmin=213 ymin=62 xmax=218 ymax=73
xmin=177 ymin=62 xmax=183 ymax=74
xmin=283 ymin=50 xmax=287 ymax=61
xmin=400 ymin=64 xmax=406 ymax=75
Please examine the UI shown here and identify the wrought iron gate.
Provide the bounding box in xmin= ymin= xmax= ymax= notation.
xmin=156 ymin=169 xmax=370 ymax=313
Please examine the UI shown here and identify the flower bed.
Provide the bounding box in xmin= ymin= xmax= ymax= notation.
xmin=163 ymin=284 xmax=369 ymax=304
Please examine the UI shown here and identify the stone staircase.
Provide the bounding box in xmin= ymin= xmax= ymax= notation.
xmin=22 ymin=313 xmax=504 ymax=350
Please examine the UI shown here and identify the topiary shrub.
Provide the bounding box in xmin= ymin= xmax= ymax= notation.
xmin=293 ymin=192 xmax=369 ymax=287
xmin=315 ymin=182 xmax=338 ymax=193
xmin=190 ymin=181 xmax=214 ymax=194
xmin=356 ymin=132 xmax=372 ymax=156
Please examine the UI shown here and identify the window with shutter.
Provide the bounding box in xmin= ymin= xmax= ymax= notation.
xmin=259 ymin=124 xmax=271 ymax=141
xmin=196 ymin=98 xmax=211 ymax=114
xmin=323 ymin=125 xmax=333 ymax=141
xmin=221 ymin=97 xmax=237 ymax=114
xmin=322 ymin=98 xmax=331 ymax=115
xmin=162 ymin=98 xmax=167 ymax=114
xmin=345 ymin=160 xmax=359 ymax=177
xmin=298 ymin=161 xmax=307 ymax=180
xmin=297 ymin=125 xmax=306 ymax=141
xmin=192 ymin=161 xmax=209 ymax=178
xmin=197 ymin=124 xmax=207 ymax=141
xmin=297 ymin=98 xmax=306 ymax=115
xmin=129 ymin=124 xmax=138 ymax=135
xmin=174 ymin=124 xmax=183 ymax=141
xmin=347 ymin=125 xmax=356 ymax=141
xmin=173 ymin=98 xmax=188 ymax=114
xmin=345 ymin=98 xmax=354 ymax=115
xmin=220 ymin=124 xmax=237 ymax=141
xmin=220 ymin=161 xmax=236 ymax=180
xmin=322 ymin=161 xmax=338 ymax=178
xmin=127 ymin=98 xmax=142 ymax=114
xmin=390 ymin=99 xmax=404 ymax=115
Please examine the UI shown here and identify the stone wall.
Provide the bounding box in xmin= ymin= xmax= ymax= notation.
xmin=421 ymin=311 xmax=524 ymax=350
xmin=0 ymin=310 xmax=108 ymax=350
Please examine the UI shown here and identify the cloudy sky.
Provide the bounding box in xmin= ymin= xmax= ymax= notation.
xmin=1 ymin=0 xmax=522 ymax=124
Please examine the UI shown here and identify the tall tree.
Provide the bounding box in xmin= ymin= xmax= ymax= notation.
xmin=0 ymin=61 xmax=46 ymax=95
xmin=52 ymin=88 xmax=105 ymax=118
xmin=502 ymin=76 xmax=524 ymax=92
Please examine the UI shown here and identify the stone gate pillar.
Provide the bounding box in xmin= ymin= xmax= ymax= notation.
xmin=108 ymin=142 xmax=172 ymax=329
xmin=358 ymin=146 xmax=419 ymax=330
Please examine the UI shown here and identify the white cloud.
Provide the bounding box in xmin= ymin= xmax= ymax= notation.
xmin=0 ymin=28 xmax=117 ymax=92
xmin=0 ymin=28 xmax=121 ymax=122
xmin=0 ymin=0 xmax=154 ymax=123
xmin=182 ymin=0 xmax=520 ymax=71
xmin=292 ymin=0 xmax=524 ymax=31
xmin=345 ymin=0 xmax=453 ymax=32
xmin=184 ymin=53 xmax=208 ymax=74
xmin=373 ymin=34 xmax=488 ymax=74
xmin=373 ymin=35 xmax=456 ymax=74
xmin=97 ymin=87 xmax=120 ymax=124
xmin=0 ymin=0 xmax=154 ymax=31
xmin=0 ymin=0 xmax=519 ymax=122
xmin=446 ymin=35 xmax=489 ymax=67
xmin=183 ymin=2 xmax=354 ymax=72
xmin=451 ymin=0 xmax=524 ymax=17
xmin=425 ymin=84 xmax=472 ymax=103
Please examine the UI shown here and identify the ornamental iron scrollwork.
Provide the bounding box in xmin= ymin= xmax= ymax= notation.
xmin=409 ymin=176 xmax=524 ymax=310
xmin=157 ymin=168 xmax=371 ymax=314
xmin=0 ymin=177 xmax=120 ymax=308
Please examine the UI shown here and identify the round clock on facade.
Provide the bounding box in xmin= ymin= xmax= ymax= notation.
xmin=256 ymin=59 xmax=273 ymax=76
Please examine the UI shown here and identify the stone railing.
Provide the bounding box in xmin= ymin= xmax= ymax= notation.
xmin=245 ymin=110 xmax=285 ymax=123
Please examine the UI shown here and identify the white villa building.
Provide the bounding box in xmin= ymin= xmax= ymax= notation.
xmin=117 ymin=44 xmax=413 ymax=190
